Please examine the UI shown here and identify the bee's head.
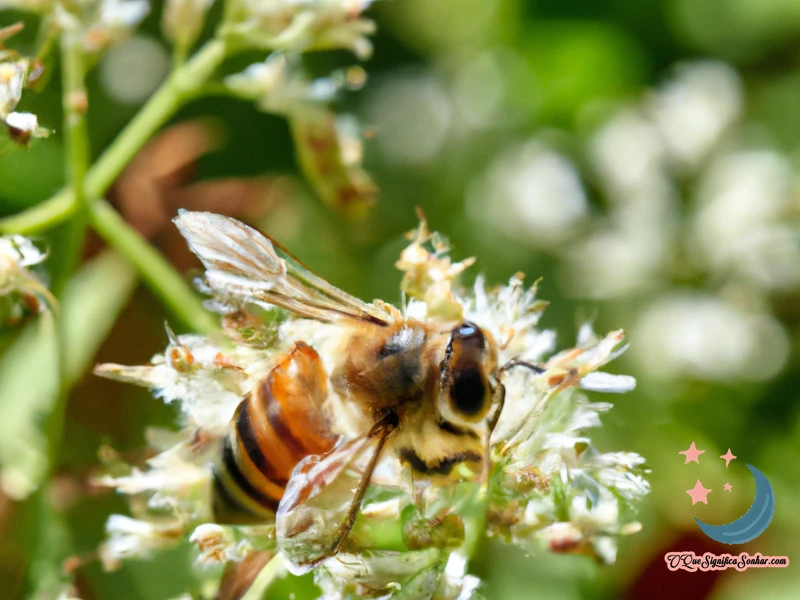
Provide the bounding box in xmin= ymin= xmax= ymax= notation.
xmin=438 ymin=321 xmax=501 ymax=424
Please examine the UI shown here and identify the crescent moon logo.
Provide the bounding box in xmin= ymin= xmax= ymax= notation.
xmin=695 ymin=464 xmax=775 ymax=545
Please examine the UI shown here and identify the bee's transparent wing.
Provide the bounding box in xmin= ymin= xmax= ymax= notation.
xmin=276 ymin=426 xmax=391 ymax=575
xmin=174 ymin=211 xmax=392 ymax=325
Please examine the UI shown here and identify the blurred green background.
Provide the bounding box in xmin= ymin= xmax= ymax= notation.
xmin=2 ymin=0 xmax=800 ymax=598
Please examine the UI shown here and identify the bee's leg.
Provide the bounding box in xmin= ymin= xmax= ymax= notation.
xmin=404 ymin=463 xmax=425 ymax=512
xmin=481 ymin=381 xmax=505 ymax=488
xmin=500 ymin=359 xmax=545 ymax=374
xmin=330 ymin=409 xmax=398 ymax=557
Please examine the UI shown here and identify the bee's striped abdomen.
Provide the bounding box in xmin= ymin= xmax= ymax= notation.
xmin=212 ymin=342 xmax=337 ymax=524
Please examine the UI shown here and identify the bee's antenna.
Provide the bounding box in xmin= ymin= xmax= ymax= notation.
xmin=480 ymin=381 xmax=505 ymax=494
xmin=500 ymin=359 xmax=546 ymax=375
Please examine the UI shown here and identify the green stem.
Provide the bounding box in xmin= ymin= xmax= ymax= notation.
xmin=0 ymin=38 xmax=228 ymax=236
xmin=52 ymin=34 xmax=90 ymax=293
xmin=26 ymin=35 xmax=90 ymax=598
xmin=49 ymin=32 xmax=90 ymax=467
xmin=89 ymin=199 xmax=220 ymax=335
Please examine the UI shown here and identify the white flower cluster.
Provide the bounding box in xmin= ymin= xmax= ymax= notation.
xmin=56 ymin=0 xmax=150 ymax=54
xmin=223 ymin=0 xmax=376 ymax=59
xmin=225 ymin=52 xmax=340 ymax=116
xmin=466 ymin=60 xmax=798 ymax=385
xmin=0 ymin=0 xmax=149 ymax=54
xmin=95 ymin=216 xmax=648 ymax=598
xmin=0 ymin=51 xmax=49 ymax=146
xmin=225 ymin=51 xmax=376 ymax=215
xmin=0 ymin=234 xmax=56 ymax=325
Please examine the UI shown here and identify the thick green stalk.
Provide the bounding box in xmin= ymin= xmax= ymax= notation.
xmin=0 ymin=39 xmax=228 ymax=236
xmin=26 ymin=34 xmax=90 ymax=599
xmin=51 ymin=34 xmax=91 ymax=294
xmin=50 ymin=31 xmax=90 ymax=453
xmin=89 ymin=199 xmax=220 ymax=335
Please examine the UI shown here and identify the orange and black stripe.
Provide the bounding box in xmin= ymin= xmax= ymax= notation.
xmin=212 ymin=342 xmax=337 ymax=524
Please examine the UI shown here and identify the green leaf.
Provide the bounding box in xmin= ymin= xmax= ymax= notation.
xmin=0 ymin=312 xmax=58 ymax=499
xmin=60 ymin=250 xmax=138 ymax=386
xmin=0 ymin=250 xmax=137 ymax=499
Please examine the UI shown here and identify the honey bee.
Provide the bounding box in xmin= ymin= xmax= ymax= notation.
xmin=174 ymin=211 xmax=534 ymax=569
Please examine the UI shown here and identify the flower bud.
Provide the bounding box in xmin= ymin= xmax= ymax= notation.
xmin=162 ymin=0 xmax=214 ymax=49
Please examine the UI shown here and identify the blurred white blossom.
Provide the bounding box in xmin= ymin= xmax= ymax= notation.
xmin=28 ymin=0 xmax=151 ymax=54
xmin=82 ymin=0 xmax=151 ymax=53
xmin=190 ymin=523 xmax=254 ymax=565
xmin=100 ymin=515 xmax=184 ymax=570
xmin=0 ymin=234 xmax=56 ymax=325
xmin=226 ymin=54 xmax=377 ymax=215
xmin=555 ymin=59 xmax=800 ymax=393
xmin=0 ymin=59 xmax=26 ymax=116
xmin=692 ymin=150 xmax=800 ymax=290
xmin=632 ymin=294 xmax=789 ymax=382
xmin=99 ymin=36 xmax=170 ymax=105
xmin=225 ymin=0 xmax=376 ymax=58
xmin=0 ymin=57 xmax=50 ymax=145
xmin=225 ymin=53 xmax=341 ymax=115
xmin=648 ymin=61 xmax=742 ymax=169
xmin=589 ymin=108 xmax=669 ymax=200
xmin=366 ymin=70 xmax=453 ymax=166
xmin=468 ymin=140 xmax=588 ymax=247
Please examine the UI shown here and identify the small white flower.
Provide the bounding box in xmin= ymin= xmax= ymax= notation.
xmin=463 ymin=273 xmax=554 ymax=364
xmin=579 ymin=372 xmax=636 ymax=393
xmin=230 ymin=0 xmax=376 ymax=58
xmin=101 ymin=515 xmax=183 ymax=570
xmin=95 ymin=333 xmax=251 ymax=432
xmin=469 ymin=141 xmax=589 ymax=247
xmin=190 ymin=523 xmax=253 ymax=565
xmin=0 ymin=60 xmax=26 ymax=117
xmin=4 ymin=110 xmax=50 ymax=145
xmin=0 ymin=235 xmax=56 ymax=322
xmin=649 ymin=61 xmax=742 ymax=169
xmin=84 ymin=0 xmax=151 ymax=53
xmin=632 ymin=293 xmax=790 ymax=382
xmin=225 ymin=53 xmax=352 ymax=117
xmin=98 ymin=444 xmax=211 ymax=515
xmin=5 ymin=110 xmax=38 ymax=131
xmin=55 ymin=587 xmax=83 ymax=600
xmin=162 ymin=0 xmax=215 ymax=46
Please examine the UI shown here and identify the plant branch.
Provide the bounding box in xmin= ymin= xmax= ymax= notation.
xmin=89 ymin=199 xmax=220 ymax=335
xmin=27 ymin=34 xmax=90 ymax=599
xmin=0 ymin=38 xmax=228 ymax=236
xmin=51 ymin=33 xmax=90 ymax=293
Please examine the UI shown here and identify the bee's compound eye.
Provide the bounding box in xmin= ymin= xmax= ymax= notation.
xmin=449 ymin=366 xmax=489 ymax=419
xmin=452 ymin=321 xmax=485 ymax=350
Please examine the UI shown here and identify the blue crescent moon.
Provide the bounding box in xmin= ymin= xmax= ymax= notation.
xmin=695 ymin=464 xmax=775 ymax=545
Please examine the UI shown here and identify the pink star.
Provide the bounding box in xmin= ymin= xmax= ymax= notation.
xmin=720 ymin=448 xmax=737 ymax=468
xmin=687 ymin=480 xmax=712 ymax=505
xmin=679 ymin=442 xmax=706 ymax=464
xmin=724 ymin=483 xmax=733 ymax=492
